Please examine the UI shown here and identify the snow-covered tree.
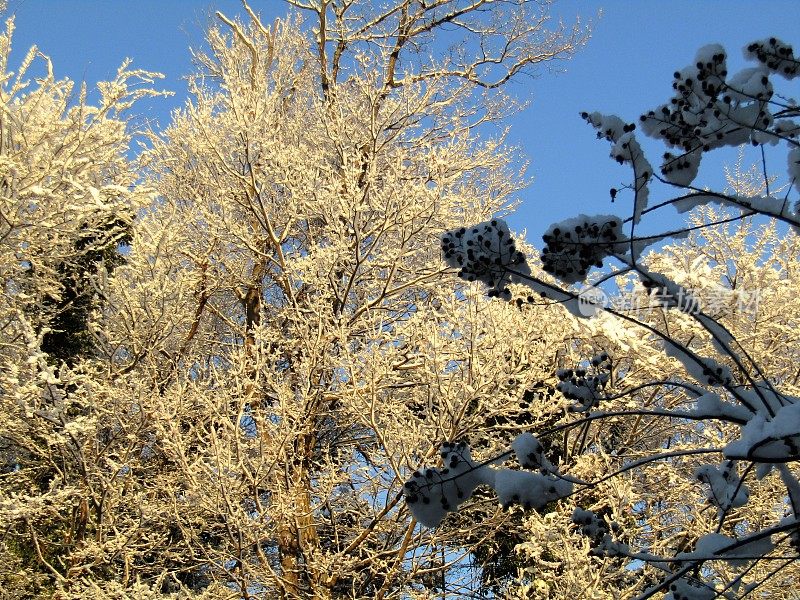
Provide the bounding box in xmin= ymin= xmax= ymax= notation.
xmin=0 ymin=17 xmax=166 ymax=597
xmin=1 ymin=2 xmax=588 ymax=598
xmin=412 ymin=38 xmax=800 ymax=599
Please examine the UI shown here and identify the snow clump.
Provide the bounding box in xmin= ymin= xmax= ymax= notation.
xmin=403 ymin=441 xmax=494 ymax=528
xmin=695 ymin=461 xmax=749 ymax=511
xmin=404 ymin=434 xmax=573 ymax=527
xmin=581 ymin=112 xmax=652 ymax=224
xmin=724 ymin=399 xmax=800 ymax=461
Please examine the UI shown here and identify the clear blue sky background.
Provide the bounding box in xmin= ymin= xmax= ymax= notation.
xmin=5 ymin=0 xmax=799 ymax=240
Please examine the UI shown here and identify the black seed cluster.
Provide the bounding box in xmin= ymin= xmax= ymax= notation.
xmin=403 ymin=476 xmax=423 ymax=505
xmin=441 ymin=220 xmax=527 ymax=300
xmin=639 ymin=51 xmax=731 ymax=158
xmin=518 ymin=438 xmax=544 ymax=471
xmin=580 ymin=111 xmax=631 ymax=142
xmin=404 ymin=470 xmax=443 ymax=507
xmin=404 ymin=440 xmax=474 ymax=515
xmin=660 ymin=149 xmax=700 ymax=180
xmin=640 ymin=41 xmax=798 ymax=185
xmin=540 ymin=218 xmax=622 ymax=285
xmin=439 ymin=440 xmax=468 ymax=461
xmin=572 ymin=509 xmax=621 ymax=557
xmin=746 ymin=38 xmax=799 ymax=78
xmin=556 ymin=353 xmax=611 ymax=411
xmin=612 ymin=133 xmax=639 ymax=165
xmin=701 ymin=364 xmax=732 ymax=387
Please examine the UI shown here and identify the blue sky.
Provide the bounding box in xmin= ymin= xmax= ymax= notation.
xmin=6 ymin=0 xmax=799 ymax=240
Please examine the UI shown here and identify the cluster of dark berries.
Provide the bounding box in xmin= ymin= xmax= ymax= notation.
xmin=637 ymin=44 xmax=760 ymax=185
xmin=692 ymin=49 xmax=728 ymax=98
xmin=403 ymin=469 xmax=434 ymax=507
xmin=639 ymin=56 xmax=735 ymax=158
xmin=439 ymin=440 xmax=469 ymax=465
xmin=403 ymin=440 xmax=490 ymax=527
xmin=579 ymin=111 xmax=628 ymax=142
xmin=515 ymin=437 xmax=551 ymax=473
xmin=512 ymin=293 xmax=546 ymax=309
xmin=572 ymin=508 xmax=624 ymax=557
xmin=638 ymin=40 xmax=799 ymax=188
xmin=701 ymin=364 xmax=732 ymax=387
xmin=556 ymin=353 xmax=611 ymax=412
xmin=660 ymin=150 xmax=701 ymax=183
xmin=441 ymin=220 xmax=528 ymax=299
xmin=540 ymin=217 xmax=623 ymax=285
xmin=745 ymin=38 xmax=798 ymax=78
xmin=612 ymin=134 xmax=639 ymax=164
xmin=404 ymin=441 xmax=468 ymax=504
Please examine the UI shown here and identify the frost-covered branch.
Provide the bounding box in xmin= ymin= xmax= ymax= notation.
xmin=421 ymin=35 xmax=800 ymax=598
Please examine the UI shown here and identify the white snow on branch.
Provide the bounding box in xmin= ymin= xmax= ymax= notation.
xmin=404 ymin=435 xmax=573 ymax=527
xmin=663 ymin=339 xmax=733 ymax=388
xmin=511 ymin=432 xmax=556 ymax=473
xmin=725 ymin=399 xmax=800 ymax=461
xmin=494 ymin=468 xmax=572 ymax=510
xmin=695 ymin=462 xmax=749 ymax=511
xmin=678 ymin=532 xmax=774 ymax=567
xmin=403 ymin=441 xmax=496 ymax=528
xmin=691 ymin=392 xmax=751 ymax=423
